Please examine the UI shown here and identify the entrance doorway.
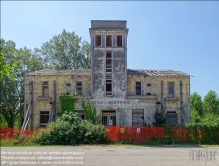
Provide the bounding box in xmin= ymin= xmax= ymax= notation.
xmin=102 ymin=110 xmax=116 ymax=126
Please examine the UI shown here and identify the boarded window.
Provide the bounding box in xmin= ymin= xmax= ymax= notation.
xmin=106 ymin=35 xmax=112 ymax=47
xmin=95 ymin=35 xmax=101 ymax=47
xmin=117 ymin=35 xmax=122 ymax=47
xmin=136 ymin=82 xmax=141 ymax=95
xmin=132 ymin=109 xmax=144 ymax=126
xmin=166 ymin=112 xmax=177 ymax=125
xmin=102 ymin=110 xmax=116 ymax=126
xmin=76 ymin=82 xmax=82 ymax=95
xmin=168 ymin=82 xmax=174 ymax=96
xmin=76 ymin=110 xmax=84 ymax=120
xmin=42 ymin=82 xmax=49 ymax=96
xmin=40 ymin=111 xmax=49 ymax=127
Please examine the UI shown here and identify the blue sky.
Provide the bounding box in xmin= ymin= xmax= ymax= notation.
xmin=1 ymin=1 xmax=219 ymax=99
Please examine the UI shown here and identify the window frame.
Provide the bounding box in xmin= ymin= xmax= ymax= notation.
xmin=135 ymin=82 xmax=142 ymax=95
xmin=76 ymin=110 xmax=85 ymax=120
xmin=116 ymin=35 xmax=123 ymax=47
xmin=42 ymin=81 xmax=49 ymax=97
xmin=39 ymin=111 xmax=49 ymax=127
xmin=95 ymin=35 xmax=101 ymax=47
xmin=106 ymin=35 xmax=112 ymax=47
xmin=76 ymin=81 xmax=83 ymax=95
xmin=132 ymin=109 xmax=144 ymax=126
xmin=167 ymin=82 xmax=174 ymax=96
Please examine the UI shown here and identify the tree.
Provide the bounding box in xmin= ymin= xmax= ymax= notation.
xmin=203 ymin=90 xmax=219 ymax=115
xmin=0 ymin=52 xmax=17 ymax=80
xmin=0 ymin=39 xmax=45 ymax=127
xmin=190 ymin=92 xmax=203 ymax=117
xmin=35 ymin=29 xmax=90 ymax=70
xmin=81 ymin=100 xmax=101 ymax=124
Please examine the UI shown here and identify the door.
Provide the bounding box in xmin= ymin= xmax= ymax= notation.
xmin=102 ymin=110 xmax=116 ymax=126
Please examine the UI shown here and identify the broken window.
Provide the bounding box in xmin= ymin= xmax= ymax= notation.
xmin=76 ymin=110 xmax=84 ymax=120
xmin=166 ymin=111 xmax=177 ymax=125
xmin=95 ymin=35 xmax=101 ymax=47
xmin=40 ymin=111 xmax=49 ymax=127
xmin=106 ymin=51 xmax=112 ymax=96
xmin=117 ymin=35 xmax=122 ymax=47
xmin=106 ymin=35 xmax=112 ymax=47
xmin=168 ymin=82 xmax=174 ymax=96
xmin=132 ymin=109 xmax=144 ymax=126
xmin=76 ymin=82 xmax=82 ymax=95
xmin=135 ymin=82 xmax=141 ymax=95
xmin=42 ymin=82 xmax=49 ymax=96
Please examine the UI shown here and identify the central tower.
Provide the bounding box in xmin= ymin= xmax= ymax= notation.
xmin=89 ymin=20 xmax=129 ymax=99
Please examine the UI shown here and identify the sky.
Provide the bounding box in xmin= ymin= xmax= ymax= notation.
xmin=1 ymin=1 xmax=219 ymax=99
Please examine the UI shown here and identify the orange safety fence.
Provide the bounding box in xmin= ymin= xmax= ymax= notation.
xmin=0 ymin=127 xmax=196 ymax=143
xmin=0 ymin=128 xmax=40 ymax=140
xmin=105 ymin=126 xmax=188 ymax=143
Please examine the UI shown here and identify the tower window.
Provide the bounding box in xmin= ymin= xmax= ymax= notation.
xmin=106 ymin=35 xmax=112 ymax=47
xmin=136 ymin=82 xmax=141 ymax=95
xmin=117 ymin=35 xmax=122 ymax=47
xmin=106 ymin=51 xmax=112 ymax=96
xmin=95 ymin=35 xmax=101 ymax=47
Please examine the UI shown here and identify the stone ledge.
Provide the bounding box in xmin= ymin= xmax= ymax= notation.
xmin=37 ymin=96 xmax=52 ymax=101
xmin=165 ymin=97 xmax=178 ymax=101
xmin=126 ymin=95 xmax=157 ymax=99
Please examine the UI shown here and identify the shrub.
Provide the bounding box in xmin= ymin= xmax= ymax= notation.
xmin=33 ymin=112 xmax=107 ymax=145
xmin=153 ymin=110 xmax=166 ymax=126
xmin=81 ymin=100 xmax=101 ymax=124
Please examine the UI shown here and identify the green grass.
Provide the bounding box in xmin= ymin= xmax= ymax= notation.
xmin=0 ymin=139 xmax=39 ymax=147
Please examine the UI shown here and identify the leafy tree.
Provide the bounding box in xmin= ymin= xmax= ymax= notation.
xmin=81 ymin=100 xmax=101 ymax=124
xmin=190 ymin=110 xmax=201 ymax=123
xmin=190 ymin=92 xmax=203 ymax=117
xmin=35 ymin=29 xmax=90 ymax=69
xmin=0 ymin=39 xmax=44 ymax=128
xmin=0 ymin=52 xmax=17 ymax=80
xmin=203 ymin=90 xmax=219 ymax=115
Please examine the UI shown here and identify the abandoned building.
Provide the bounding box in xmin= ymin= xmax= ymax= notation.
xmin=23 ymin=20 xmax=190 ymax=130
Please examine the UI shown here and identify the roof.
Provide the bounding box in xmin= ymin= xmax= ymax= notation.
xmin=127 ymin=69 xmax=189 ymax=77
xmin=27 ymin=69 xmax=189 ymax=77
xmin=26 ymin=69 xmax=90 ymax=76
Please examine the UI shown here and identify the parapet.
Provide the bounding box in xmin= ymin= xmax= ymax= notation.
xmin=91 ymin=20 xmax=127 ymax=29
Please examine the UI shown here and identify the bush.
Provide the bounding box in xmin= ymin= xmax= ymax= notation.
xmin=33 ymin=112 xmax=107 ymax=145
xmin=153 ymin=110 xmax=166 ymax=126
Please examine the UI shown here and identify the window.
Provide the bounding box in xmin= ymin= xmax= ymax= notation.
xmin=102 ymin=110 xmax=116 ymax=126
xmin=168 ymin=82 xmax=174 ymax=96
xmin=76 ymin=82 xmax=82 ymax=95
xmin=42 ymin=82 xmax=49 ymax=96
xmin=76 ymin=110 xmax=84 ymax=120
xmin=117 ymin=35 xmax=122 ymax=47
xmin=95 ymin=35 xmax=101 ymax=47
xmin=106 ymin=35 xmax=112 ymax=47
xmin=106 ymin=51 xmax=112 ymax=96
xmin=40 ymin=111 xmax=49 ymax=127
xmin=166 ymin=111 xmax=177 ymax=125
xmin=132 ymin=109 xmax=144 ymax=126
xmin=135 ymin=82 xmax=141 ymax=95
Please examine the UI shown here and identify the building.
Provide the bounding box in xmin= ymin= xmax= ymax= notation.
xmin=23 ymin=20 xmax=190 ymax=130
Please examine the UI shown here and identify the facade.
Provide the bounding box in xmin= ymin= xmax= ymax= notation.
xmin=24 ymin=20 xmax=190 ymax=130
